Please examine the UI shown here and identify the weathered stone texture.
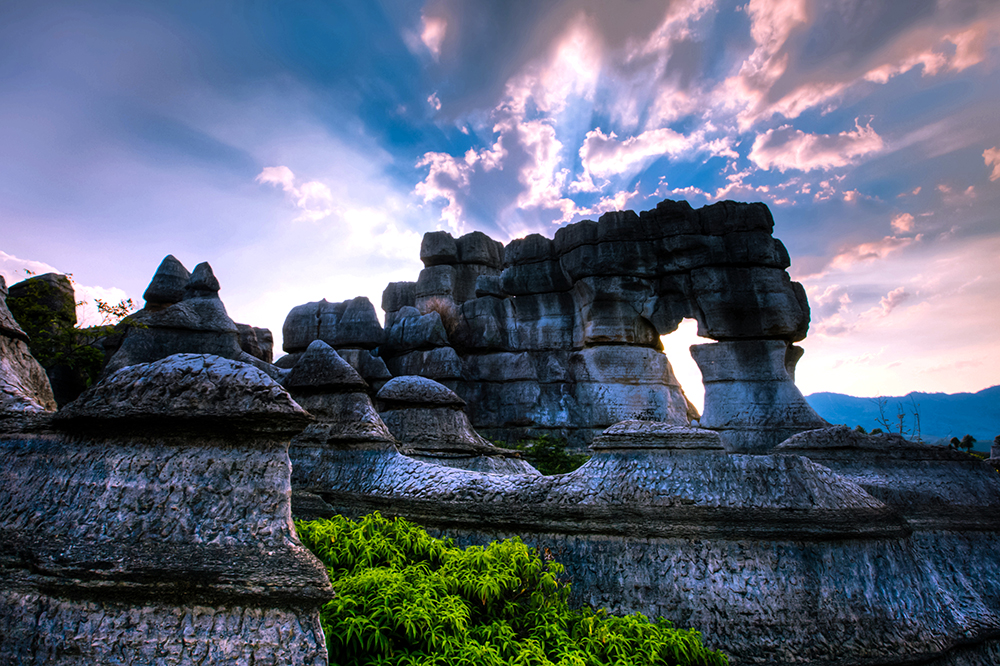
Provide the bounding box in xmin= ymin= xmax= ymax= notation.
xmin=0 ymin=276 xmax=58 ymax=414
xmin=0 ymin=353 xmax=330 ymax=665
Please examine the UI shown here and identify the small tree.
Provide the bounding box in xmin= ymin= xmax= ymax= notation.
xmin=961 ymin=434 xmax=977 ymax=454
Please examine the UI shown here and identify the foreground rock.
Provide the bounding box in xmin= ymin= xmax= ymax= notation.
xmin=294 ymin=417 xmax=1000 ymax=665
xmin=0 ymin=354 xmax=331 ymax=665
xmin=377 ymin=376 xmax=539 ymax=475
xmin=0 ymin=275 xmax=57 ymax=416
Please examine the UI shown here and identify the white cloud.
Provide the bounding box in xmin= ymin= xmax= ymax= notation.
xmin=984 ymin=147 xmax=1000 ymax=181
xmin=828 ymin=235 xmax=919 ymax=273
xmin=427 ymin=92 xmax=442 ymax=112
xmin=256 ymin=166 xmax=335 ymax=222
xmin=749 ymin=120 xmax=884 ymax=172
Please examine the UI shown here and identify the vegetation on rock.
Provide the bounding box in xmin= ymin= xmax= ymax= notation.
xmin=296 ymin=513 xmax=728 ymax=666
xmin=507 ymin=434 xmax=590 ymax=475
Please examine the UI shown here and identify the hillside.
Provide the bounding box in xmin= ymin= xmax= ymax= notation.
xmin=806 ymin=386 xmax=1000 ymax=451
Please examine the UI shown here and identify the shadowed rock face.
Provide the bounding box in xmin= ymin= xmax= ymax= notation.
xmin=0 ymin=354 xmax=330 ymax=665
xmin=0 ymin=275 xmax=57 ymax=415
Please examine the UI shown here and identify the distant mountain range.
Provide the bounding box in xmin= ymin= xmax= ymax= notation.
xmin=805 ymin=386 xmax=1000 ymax=451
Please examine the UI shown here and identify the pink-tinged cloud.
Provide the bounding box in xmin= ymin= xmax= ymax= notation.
xmin=985 ymin=147 xmax=1000 ymax=181
xmin=891 ymin=213 xmax=915 ymax=234
xmin=420 ymin=15 xmax=447 ymax=60
xmin=827 ymin=235 xmax=918 ymax=273
xmin=874 ymin=287 xmax=911 ymax=316
xmin=576 ymin=126 xmax=701 ymax=186
xmin=749 ymin=121 xmax=884 ymax=172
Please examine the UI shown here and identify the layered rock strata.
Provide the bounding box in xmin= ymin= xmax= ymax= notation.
xmin=104 ymin=256 xmax=278 ymax=379
xmin=295 ymin=419 xmax=1000 ymax=665
xmin=0 ymin=275 xmax=57 ymax=416
xmin=377 ymin=375 xmax=539 ymax=475
xmin=0 ymin=354 xmax=331 ymax=665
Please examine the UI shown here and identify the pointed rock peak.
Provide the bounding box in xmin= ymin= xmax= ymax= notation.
xmin=377 ymin=375 xmax=465 ymax=408
xmin=184 ymin=262 xmax=221 ymax=298
xmin=143 ymin=255 xmax=191 ymax=306
xmin=0 ymin=274 xmax=7 ymax=296
xmin=285 ymin=340 xmax=368 ymax=391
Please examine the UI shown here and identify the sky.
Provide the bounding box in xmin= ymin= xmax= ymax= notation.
xmin=1 ymin=0 xmax=998 ymax=411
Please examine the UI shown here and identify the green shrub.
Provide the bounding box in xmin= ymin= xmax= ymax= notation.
xmin=507 ymin=435 xmax=590 ymax=476
xmin=296 ymin=513 xmax=729 ymax=666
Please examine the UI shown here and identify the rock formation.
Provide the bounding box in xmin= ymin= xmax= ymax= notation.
xmin=0 ymin=354 xmax=331 ymax=665
xmin=368 ymin=199 xmax=823 ymax=452
xmin=0 ymin=275 xmax=57 ymax=416
xmin=104 ymin=255 xmax=278 ymax=379
xmin=279 ymin=296 xmax=391 ymax=390
xmin=377 ymin=375 xmax=539 ymax=475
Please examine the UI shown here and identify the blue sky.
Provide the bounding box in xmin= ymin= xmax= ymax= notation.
xmin=1 ymin=0 xmax=998 ymax=408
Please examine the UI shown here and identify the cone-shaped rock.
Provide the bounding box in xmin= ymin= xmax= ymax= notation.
xmin=142 ymin=255 xmax=191 ymax=307
xmin=184 ymin=261 xmax=221 ymax=298
xmin=285 ymin=340 xmax=368 ymax=392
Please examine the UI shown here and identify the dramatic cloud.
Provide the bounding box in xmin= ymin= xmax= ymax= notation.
xmin=825 ymin=235 xmax=920 ymax=275
xmin=749 ymin=121 xmax=884 ymax=172
xmin=985 ymin=147 xmax=1000 ymax=181
xmin=420 ymin=15 xmax=447 ymax=60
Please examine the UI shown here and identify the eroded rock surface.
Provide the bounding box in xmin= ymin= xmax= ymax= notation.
xmin=0 ymin=353 xmax=329 ymax=665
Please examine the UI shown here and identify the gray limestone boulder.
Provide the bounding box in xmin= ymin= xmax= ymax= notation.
xmin=590 ymin=420 xmax=724 ymax=451
xmin=456 ymin=231 xmax=504 ymax=268
xmin=336 ymin=348 xmax=392 ymax=392
xmin=500 ymin=260 xmax=572 ymax=295
xmin=571 ymin=276 xmax=660 ymax=347
xmin=692 ymin=340 xmax=828 ymax=453
xmin=452 ymin=263 xmax=500 ymax=303
xmin=504 ymin=233 xmax=554 ymax=266
xmin=382 ymin=281 xmax=416 ymax=313
xmin=382 ymin=306 xmax=450 ymax=355
xmin=452 ymin=296 xmax=516 ymax=351
xmin=420 ymin=230 xmax=458 ymax=266
xmin=690 ymin=266 xmax=809 ymax=341
xmin=284 ymin=341 xmax=395 ymax=451
xmin=475 ymin=274 xmax=505 ymax=298
xmin=415 ymin=264 xmax=455 ymax=300
xmin=282 ymin=296 xmax=385 ymax=352
xmin=1 ymin=353 xmax=330 ymax=664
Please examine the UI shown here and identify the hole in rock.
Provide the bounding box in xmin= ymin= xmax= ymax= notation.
xmin=659 ymin=318 xmax=712 ymax=418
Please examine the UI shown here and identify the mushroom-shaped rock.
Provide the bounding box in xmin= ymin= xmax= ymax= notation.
xmin=56 ymin=353 xmax=310 ymax=435
xmin=378 ymin=375 xmax=465 ymax=407
xmin=591 ymin=420 xmax=724 ymax=451
xmin=285 ymin=341 xmax=394 ymax=450
xmin=142 ymin=254 xmax=191 ymax=307
xmin=285 ymin=340 xmax=368 ymax=392
xmin=377 ymin=376 xmax=537 ymax=475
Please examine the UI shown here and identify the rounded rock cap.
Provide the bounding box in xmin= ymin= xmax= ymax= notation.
xmin=285 ymin=340 xmax=368 ymax=392
xmin=142 ymin=254 xmax=191 ymax=306
xmin=55 ymin=353 xmax=311 ymax=435
xmin=591 ymin=420 xmax=724 ymax=451
xmin=377 ymin=375 xmax=465 ymax=408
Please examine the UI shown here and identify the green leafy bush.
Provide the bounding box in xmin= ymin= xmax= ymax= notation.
xmin=296 ymin=513 xmax=728 ymax=666
xmin=507 ymin=434 xmax=591 ymax=476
